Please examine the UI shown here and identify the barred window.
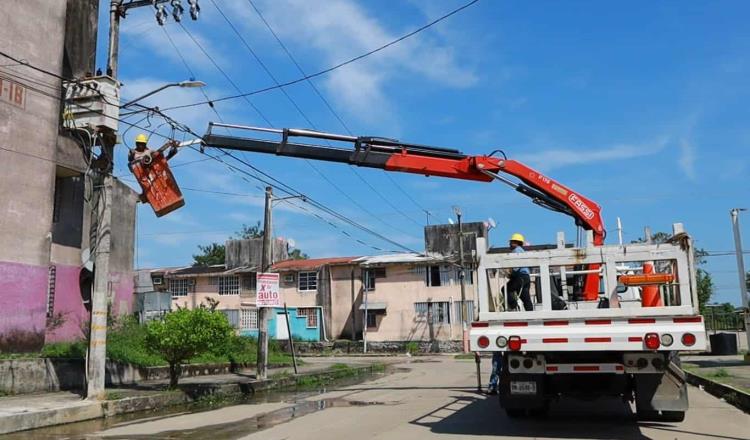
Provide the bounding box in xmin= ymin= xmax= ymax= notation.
xmin=414 ymin=301 xmax=451 ymax=324
xmin=453 ymin=300 xmax=475 ymax=323
xmin=168 ymin=278 xmax=192 ymax=297
xmin=240 ymin=308 xmax=258 ymax=330
xmin=297 ymin=308 xmax=318 ymax=328
xmin=217 ymin=276 xmax=240 ymax=295
xmin=221 ymin=309 xmax=240 ymax=328
xmin=298 ymin=271 xmax=318 ymax=291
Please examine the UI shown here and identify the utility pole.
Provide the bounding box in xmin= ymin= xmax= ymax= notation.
xmin=257 ymin=186 xmax=273 ymax=380
xmin=454 ymin=206 xmax=469 ymax=353
xmin=730 ymin=208 xmax=749 ymax=359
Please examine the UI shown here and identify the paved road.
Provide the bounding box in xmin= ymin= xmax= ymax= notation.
xmin=86 ymin=357 xmax=750 ymax=439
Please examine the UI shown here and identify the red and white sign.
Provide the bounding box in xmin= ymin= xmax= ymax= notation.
xmin=256 ymin=273 xmax=280 ymax=307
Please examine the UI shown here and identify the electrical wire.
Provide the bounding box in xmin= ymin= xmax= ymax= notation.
xmin=246 ymin=0 xmax=430 ymax=225
xmin=161 ymin=0 xmax=482 ymax=111
xmin=5 ymin=50 xmax=417 ymax=253
xmin=209 ymin=0 xmax=421 ymax=235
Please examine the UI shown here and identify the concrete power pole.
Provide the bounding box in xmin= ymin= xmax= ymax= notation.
xmin=454 ymin=206 xmax=469 ymax=353
xmin=730 ymin=208 xmax=749 ymax=358
xmin=257 ymin=186 xmax=273 ymax=380
xmin=86 ymin=0 xmax=123 ymax=400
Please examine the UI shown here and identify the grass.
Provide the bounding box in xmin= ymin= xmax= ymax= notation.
xmin=454 ymin=354 xmax=475 ymax=360
xmin=405 ymin=341 xmax=419 ymax=355
xmin=708 ymin=368 xmax=732 ymax=378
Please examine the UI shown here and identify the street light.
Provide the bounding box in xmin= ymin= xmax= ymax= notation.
xmin=121 ymin=80 xmax=206 ymax=109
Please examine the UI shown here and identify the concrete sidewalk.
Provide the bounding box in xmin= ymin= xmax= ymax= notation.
xmin=0 ymin=356 xmax=396 ymax=435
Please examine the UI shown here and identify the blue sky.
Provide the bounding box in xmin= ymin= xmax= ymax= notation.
xmin=98 ymin=1 xmax=749 ymax=305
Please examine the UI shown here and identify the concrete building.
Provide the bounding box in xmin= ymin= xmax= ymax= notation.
xmin=0 ymin=0 xmax=137 ymax=351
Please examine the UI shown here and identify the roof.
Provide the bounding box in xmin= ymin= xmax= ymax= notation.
xmin=164 ymin=265 xmax=257 ymax=278
xmin=272 ymin=256 xmax=360 ymax=271
xmin=354 ymin=253 xmax=442 ymax=266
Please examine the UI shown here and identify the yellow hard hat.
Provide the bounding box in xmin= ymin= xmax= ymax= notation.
xmin=135 ymin=133 xmax=148 ymax=144
xmin=510 ymin=233 xmax=525 ymax=243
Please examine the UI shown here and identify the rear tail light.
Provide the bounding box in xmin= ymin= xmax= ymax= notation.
xmin=644 ymin=333 xmax=660 ymax=350
xmin=660 ymin=334 xmax=674 ymax=347
xmin=682 ymin=333 xmax=696 ymax=347
xmin=477 ymin=336 xmax=490 ymax=348
xmin=496 ymin=336 xmax=508 ymax=348
xmin=508 ymin=336 xmax=523 ymax=351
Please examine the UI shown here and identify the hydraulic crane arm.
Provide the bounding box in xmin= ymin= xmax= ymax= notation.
xmin=201 ymin=124 xmax=605 ymax=245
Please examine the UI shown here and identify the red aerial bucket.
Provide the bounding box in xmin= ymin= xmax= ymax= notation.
xmin=131 ymin=151 xmax=185 ymax=217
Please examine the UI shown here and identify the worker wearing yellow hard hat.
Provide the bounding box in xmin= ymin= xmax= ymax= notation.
xmin=508 ymin=232 xmax=532 ymax=312
xmin=128 ymin=133 xmax=179 ymax=168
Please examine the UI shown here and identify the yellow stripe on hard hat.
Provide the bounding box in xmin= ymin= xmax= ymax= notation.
xmin=510 ymin=233 xmax=525 ymax=243
xmin=135 ymin=133 xmax=148 ymax=144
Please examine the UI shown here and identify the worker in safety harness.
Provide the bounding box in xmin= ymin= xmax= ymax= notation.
xmin=127 ymin=133 xmax=178 ymax=169
xmin=128 ymin=134 xmax=179 ymax=202
xmin=507 ymin=233 xmax=533 ymax=312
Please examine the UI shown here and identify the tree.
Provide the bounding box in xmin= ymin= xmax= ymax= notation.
xmin=289 ymin=248 xmax=309 ymax=260
xmin=632 ymin=231 xmax=714 ymax=311
xmin=235 ymin=221 xmax=263 ymax=239
xmin=144 ymin=307 xmax=233 ymax=387
xmin=192 ymin=243 xmax=225 ymax=266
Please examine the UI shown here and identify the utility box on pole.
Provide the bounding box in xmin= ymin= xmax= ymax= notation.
xmin=63 ymin=76 xmax=120 ymax=131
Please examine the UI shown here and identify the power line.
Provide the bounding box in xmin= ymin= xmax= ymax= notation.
xmin=161 ymin=0 xmax=482 ymax=112
xmin=243 ymin=0 xmax=426 ymax=226
xmin=4 ymin=48 xmax=417 ymax=253
xmin=177 ymin=22 xmax=273 ymax=126
xmin=209 ymin=0 xmax=421 ymax=235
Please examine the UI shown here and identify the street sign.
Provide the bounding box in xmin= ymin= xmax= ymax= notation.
xmin=256 ymin=273 xmax=281 ymax=307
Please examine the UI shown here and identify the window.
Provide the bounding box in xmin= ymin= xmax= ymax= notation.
xmin=168 ymin=278 xmax=192 ymax=297
xmin=426 ymin=265 xmax=442 ymax=287
xmin=366 ymin=312 xmax=378 ymax=328
xmin=297 ymin=308 xmax=319 ymax=328
xmin=453 ymin=300 xmax=475 ymax=323
xmin=363 ymin=267 xmax=386 ymax=291
xmin=298 ymin=271 xmax=318 ymax=291
xmin=240 ymin=308 xmax=258 ymax=330
xmin=414 ymin=301 xmax=451 ymax=324
xmin=283 ymin=274 xmax=295 ymax=283
xmin=51 ymin=174 xmax=84 ymax=248
xmin=217 ymin=276 xmax=240 ymax=295
xmin=221 ymin=309 xmax=240 ymax=328
xmin=152 ymin=275 xmax=163 ymax=285
xmin=241 ymin=274 xmax=256 ymax=291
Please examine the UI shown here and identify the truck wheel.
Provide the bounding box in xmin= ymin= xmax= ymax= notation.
xmin=505 ymin=408 xmax=526 ymax=418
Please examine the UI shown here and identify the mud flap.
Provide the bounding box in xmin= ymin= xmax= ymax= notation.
xmin=635 ymin=355 xmax=688 ymax=412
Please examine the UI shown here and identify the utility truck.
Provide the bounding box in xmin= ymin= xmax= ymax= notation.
xmin=134 ymin=123 xmax=707 ymax=420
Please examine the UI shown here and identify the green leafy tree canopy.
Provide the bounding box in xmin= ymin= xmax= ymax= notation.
xmin=144 ymin=307 xmax=233 ymax=387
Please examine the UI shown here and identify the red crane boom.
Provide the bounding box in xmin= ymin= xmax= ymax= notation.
xmin=201 ymin=124 xmax=605 ymax=300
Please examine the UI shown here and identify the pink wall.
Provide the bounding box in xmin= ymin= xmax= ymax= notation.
xmin=45 ymin=264 xmax=87 ymax=342
xmin=0 ymin=261 xmax=48 ymax=348
xmin=1 ymin=260 xmax=136 ymax=346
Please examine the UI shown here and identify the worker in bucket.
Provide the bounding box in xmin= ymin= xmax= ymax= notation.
xmin=507 ymin=233 xmax=533 ymax=311
xmin=127 ymin=133 xmax=178 ymax=168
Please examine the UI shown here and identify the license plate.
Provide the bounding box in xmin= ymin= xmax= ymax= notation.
xmin=510 ymin=381 xmax=537 ymax=395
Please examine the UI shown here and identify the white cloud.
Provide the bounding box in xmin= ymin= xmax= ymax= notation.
xmin=516 ymin=137 xmax=669 ymax=171
xmin=225 ymin=0 xmax=477 ymax=124
xmin=678 ymin=138 xmax=696 ymax=180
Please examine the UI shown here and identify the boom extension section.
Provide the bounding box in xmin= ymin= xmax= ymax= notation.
xmin=201 ymin=123 xmax=605 ymax=299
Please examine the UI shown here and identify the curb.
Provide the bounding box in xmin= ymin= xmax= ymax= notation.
xmin=685 ymin=370 xmax=750 ymax=414
xmin=0 ymin=363 xmax=383 ymax=435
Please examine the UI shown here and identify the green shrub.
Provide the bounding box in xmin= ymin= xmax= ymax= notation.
xmin=40 ymin=341 xmax=87 ymax=359
xmin=145 ymin=308 xmax=234 ymax=387
xmin=107 ymin=317 xmax=164 ymax=367
xmin=405 ymin=341 xmax=419 ymax=355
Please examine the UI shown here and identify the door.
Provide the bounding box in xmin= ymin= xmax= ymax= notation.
xmin=276 ymin=311 xmax=289 ymax=340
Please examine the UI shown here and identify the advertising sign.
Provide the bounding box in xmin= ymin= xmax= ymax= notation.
xmin=256 ymin=272 xmax=280 ymax=307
